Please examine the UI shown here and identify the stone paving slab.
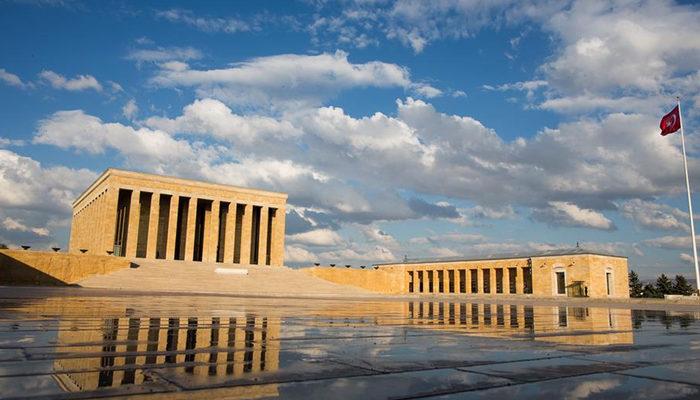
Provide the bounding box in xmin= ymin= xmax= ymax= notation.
xmin=422 ymin=373 xmax=700 ymax=399
xmin=457 ymin=357 xmax=637 ymax=382
xmin=616 ymin=359 xmax=700 ymax=387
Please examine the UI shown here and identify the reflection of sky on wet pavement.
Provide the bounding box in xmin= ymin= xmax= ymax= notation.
xmin=0 ymin=290 xmax=699 ymax=399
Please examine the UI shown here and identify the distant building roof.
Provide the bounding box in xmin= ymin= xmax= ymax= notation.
xmin=374 ymin=247 xmax=626 ymax=266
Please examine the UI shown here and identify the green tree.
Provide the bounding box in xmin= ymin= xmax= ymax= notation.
xmin=656 ymin=274 xmax=674 ymax=296
xmin=642 ymin=283 xmax=661 ymax=298
xmin=672 ymin=275 xmax=695 ymax=296
xmin=629 ymin=271 xmax=644 ymax=298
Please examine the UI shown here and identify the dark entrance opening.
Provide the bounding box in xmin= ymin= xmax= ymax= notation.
xmin=448 ymin=270 xmax=455 ymax=293
xmin=193 ymin=199 xmax=212 ymax=262
xmin=523 ymin=266 xmax=533 ymax=294
xmin=155 ymin=195 xmax=171 ymax=259
xmin=470 ymin=269 xmax=478 ymax=293
xmin=459 ymin=269 xmax=466 ymax=293
xmin=250 ymin=206 xmax=262 ymax=264
xmin=508 ymin=267 xmax=517 ymax=294
xmin=174 ymin=197 xmax=190 ymax=260
xmin=483 ymin=269 xmax=491 ymax=293
xmin=135 ymin=192 xmax=152 ymax=258
xmin=495 ymin=268 xmax=503 ymax=294
xmin=113 ymin=189 xmax=132 ymax=257
xmin=265 ymin=209 xmax=276 ymax=265
xmin=233 ymin=204 xmax=245 ymax=263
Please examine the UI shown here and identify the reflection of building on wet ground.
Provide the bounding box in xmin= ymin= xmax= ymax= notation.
xmin=402 ymin=302 xmax=633 ymax=346
xmin=314 ymin=301 xmax=633 ymax=346
xmin=52 ymin=313 xmax=280 ymax=396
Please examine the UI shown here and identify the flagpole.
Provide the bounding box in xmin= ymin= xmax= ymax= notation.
xmin=677 ymin=97 xmax=700 ymax=292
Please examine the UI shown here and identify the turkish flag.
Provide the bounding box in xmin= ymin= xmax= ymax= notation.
xmin=660 ymin=105 xmax=681 ymax=136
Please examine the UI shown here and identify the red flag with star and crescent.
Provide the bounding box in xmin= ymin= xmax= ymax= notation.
xmin=660 ymin=105 xmax=681 ymax=136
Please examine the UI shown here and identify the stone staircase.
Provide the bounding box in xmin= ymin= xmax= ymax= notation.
xmin=77 ymin=259 xmax=376 ymax=298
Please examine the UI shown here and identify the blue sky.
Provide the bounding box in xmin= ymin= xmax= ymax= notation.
xmin=2 ymin=0 xmax=700 ymax=279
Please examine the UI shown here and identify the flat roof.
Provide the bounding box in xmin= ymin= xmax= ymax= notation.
xmin=73 ymin=168 xmax=288 ymax=207
xmin=374 ymin=247 xmax=627 ymax=266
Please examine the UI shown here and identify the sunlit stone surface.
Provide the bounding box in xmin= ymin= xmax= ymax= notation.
xmin=1 ymin=288 xmax=699 ymax=399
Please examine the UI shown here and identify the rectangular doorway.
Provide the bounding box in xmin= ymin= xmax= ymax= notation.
xmin=556 ymin=271 xmax=566 ymax=295
xmin=495 ymin=268 xmax=503 ymax=294
xmin=508 ymin=267 xmax=517 ymax=294
xmin=483 ymin=269 xmax=491 ymax=294
xmin=606 ymin=272 xmax=613 ymax=296
xmin=522 ymin=267 xmax=533 ymax=294
xmin=470 ymin=269 xmax=478 ymax=293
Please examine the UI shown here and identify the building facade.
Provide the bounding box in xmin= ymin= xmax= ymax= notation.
xmin=305 ymin=249 xmax=629 ymax=299
xmin=377 ymin=249 xmax=629 ymax=299
xmin=69 ymin=169 xmax=287 ymax=266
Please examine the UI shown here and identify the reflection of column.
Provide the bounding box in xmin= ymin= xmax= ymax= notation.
xmin=125 ymin=190 xmax=140 ymax=258
xmin=207 ymin=201 xmax=220 ymax=263
xmin=184 ymin=198 xmax=197 ymax=261
xmin=223 ymin=202 xmax=236 ymax=263
xmin=146 ymin=193 xmax=160 ymax=259
xmin=271 ymin=207 xmax=286 ymax=266
xmin=166 ymin=196 xmax=179 ymax=260
xmin=258 ymin=207 xmax=269 ymax=266
xmin=239 ymin=204 xmax=252 ymax=264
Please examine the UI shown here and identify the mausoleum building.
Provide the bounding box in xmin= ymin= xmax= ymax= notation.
xmin=69 ymin=169 xmax=287 ymax=266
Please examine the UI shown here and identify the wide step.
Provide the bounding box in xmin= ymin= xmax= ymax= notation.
xmin=77 ymin=260 xmax=374 ymax=297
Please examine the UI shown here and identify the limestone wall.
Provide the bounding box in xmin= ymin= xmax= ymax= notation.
xmin=302 ymin=267 xmax=406 ymax=294
xmin=0 ymin=250 xmax=131 ymax=285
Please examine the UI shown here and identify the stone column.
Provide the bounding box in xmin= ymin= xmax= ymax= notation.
xmin=258 ymin=207 xmax=269 ymax=265
xmin=146 ymin=193 xmax=160 ymax=259
xmin=445 ymin=268 xmax=452 ymax=293
xmin=454 ymin=269 xmax=461 ymax=294
xmin=207 ymin=201 xmax=220 ymax=263
xmin=516 ymin=266 xmax=525 ymax=295
xmin=270 ymin=206 xmax=286 ymax=267
xmin=223 ymin=202 xmax=236 ymax=263
xmin=464 ymin=269 xmax=471 ymax=294
xmin=125 ymin=190 xmax=140 ymax=258
xmin=491 ymin=268 xmax=503 ymax=294
xmin=100 ymin=188 xmax=116 ymax=255
xmin=184 ymin=198 xmax=197 ymax=261
xmin=166 ymin=196 xmax=179 ymax=260
xmin=239 ymin=204 xmax=252 ymax=265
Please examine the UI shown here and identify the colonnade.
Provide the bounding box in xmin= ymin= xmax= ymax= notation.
xmin=406 ymin=266 xmax=534 ymax=295
xmin=113 ymin=188 xmax=285 ymax=266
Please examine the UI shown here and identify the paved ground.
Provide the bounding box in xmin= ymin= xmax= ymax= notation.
xmin=1 ymin=288 xmax=700 ymax=399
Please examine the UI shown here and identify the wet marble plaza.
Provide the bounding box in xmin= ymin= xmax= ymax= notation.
xmin=1 ymin=289 xmax=700 ymax=399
